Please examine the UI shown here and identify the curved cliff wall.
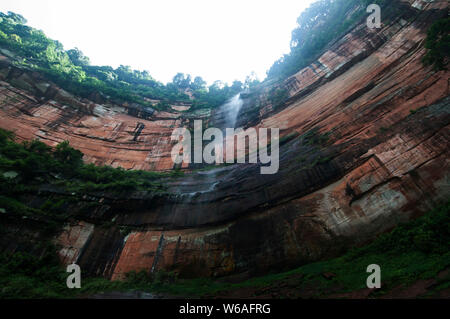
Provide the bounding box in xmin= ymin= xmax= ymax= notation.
xmin=0 ymin=0 xmax=449 ymax=279
xmin=0 ymin=59 xmax=190 ymax=171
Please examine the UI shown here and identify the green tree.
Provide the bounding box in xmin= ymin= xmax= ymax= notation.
xmin=266 ymin=0 xmax=390 ymax=80
xmin=423 ymin=18 xmax=450 ymax=70
xmin=192 ymin=76 xmax=207 ymax=90
xmin=244 ymin=72 xmax=260 ymax=89
xmin=53 ymin=141 xmax=83 ymax=169
xmin=9 ymin=34 xmax=21 ymax=43
xmin=67 ymin=47 xmax=90 ymax=67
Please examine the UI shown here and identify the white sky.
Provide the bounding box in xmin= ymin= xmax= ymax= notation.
xmin=0 ymin=0 xmax=314 ymax=85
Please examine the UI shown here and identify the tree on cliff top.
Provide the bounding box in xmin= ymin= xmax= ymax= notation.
xmin=266 ymin=0 xmax=389 ymax=80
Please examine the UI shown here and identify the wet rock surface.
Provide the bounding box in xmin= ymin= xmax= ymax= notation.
xmin=0 ymin=0 xmax=448 ymax=281
xmin=87 ymin=291 xmax=165 ymax=299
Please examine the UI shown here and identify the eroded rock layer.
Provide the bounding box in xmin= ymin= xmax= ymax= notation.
xmin=0 ymin=0 xmax=449 ymax=279
xmin=0 ymin=60 xmax=188 ymax=171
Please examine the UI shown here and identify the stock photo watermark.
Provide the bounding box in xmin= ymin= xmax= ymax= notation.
xmin=170 ymin=120 xmax=280 ymax=175
xmin=66 ymin=263 xmax=81 ymax=289
xmin=367 ymin=4 xmax=381 ymax=29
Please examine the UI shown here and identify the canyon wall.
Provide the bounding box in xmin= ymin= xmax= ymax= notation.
xmin=0 ymin=57 xmax=190 ymax=171
xmin=0 ymin=0 xmax=448 ymax=279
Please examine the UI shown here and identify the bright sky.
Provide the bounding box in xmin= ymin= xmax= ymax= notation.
xmin=0 ymin=0 xmax=314 ymax=85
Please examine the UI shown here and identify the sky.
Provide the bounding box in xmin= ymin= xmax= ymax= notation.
xmin=0 ymin=0 xmax=315 ymax=85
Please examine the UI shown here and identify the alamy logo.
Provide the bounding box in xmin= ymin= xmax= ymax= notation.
xmin=66 ymin=263 xmax=81 ymax=289
xmin=171 ymin=120 xmax=279 ymax=174
xmin=366 ymin=264 xmax=381 ymax=289
xmin=367 ymin=4 xmax=381 ymax=29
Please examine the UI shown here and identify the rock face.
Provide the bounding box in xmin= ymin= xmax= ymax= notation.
xmin=0 ymin=0 xmax=449 ymax=279
xmin=0 ymin=60 xmax=186 ymax=171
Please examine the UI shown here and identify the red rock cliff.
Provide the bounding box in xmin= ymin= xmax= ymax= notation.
xmin=0 ymin=0 xmax=448 ymax=279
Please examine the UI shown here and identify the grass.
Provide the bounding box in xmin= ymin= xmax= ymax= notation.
xmin=279 ymin=132 xmax=300 ymax=146
xmin=0 ymin=128 xmax=186 ymax=239
xmin=302 ymin=128 xmax=331 ymax=147
xmin=0 ymin=201 xmax=448 ymax=299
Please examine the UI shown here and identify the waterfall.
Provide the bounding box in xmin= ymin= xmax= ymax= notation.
xmin=223 ymin=93 xmax=243 ymax=129
xmin=169 ymin=93 xmax=244 ymax=199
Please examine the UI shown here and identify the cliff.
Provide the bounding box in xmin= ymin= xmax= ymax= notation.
xmin=0 ymin=0 xmax=448 ymax=282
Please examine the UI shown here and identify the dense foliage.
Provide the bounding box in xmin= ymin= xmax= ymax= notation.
xmin=423 ymin=17 xmax=450 ymax=70
xmin=266 ymin=0 xmax=389 ymax=80
xmin=0 ymin=11 xmax=256 ymax=111
xmin=0 ymin=201 xmax=448 ymax=298
xmin=0 ymin=128 xmax=181 ymax=205
xmin=156 ymin=202 xmax=450 ymax=297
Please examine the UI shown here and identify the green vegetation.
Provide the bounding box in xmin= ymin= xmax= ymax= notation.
xmin=287 ymin=128 xmax=334 ymax=170
xmin=0 ymin=246 xmax=70 ymax=298
xmin=267 ymin=0 xmax=390 ymax=80
xmin=0 ymin=245 xmax=147 ymax=298
xmin=0 ymin=12 xmax=257 ymax=111
xmin=0 ymin=247 xmax=180 ymax=299
xmin=279 ymin=132 xmax=300 ymax=146
xmin=0 ymin=4 xmax=449 ymax=299
xmin=0 ymin=128 xmax=186 ymax=299
xmin=302 ymin=128 xmax=330 ymax=146
xmin=379 ymin=126 xmax=392 ymax=134
xmin=1 ymin=200 xmax=447 ymax=298
xmin=423 ymin=17 xmax=450 ymax=70
xmin=189 ymin=79 xmax=245 ymax=110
